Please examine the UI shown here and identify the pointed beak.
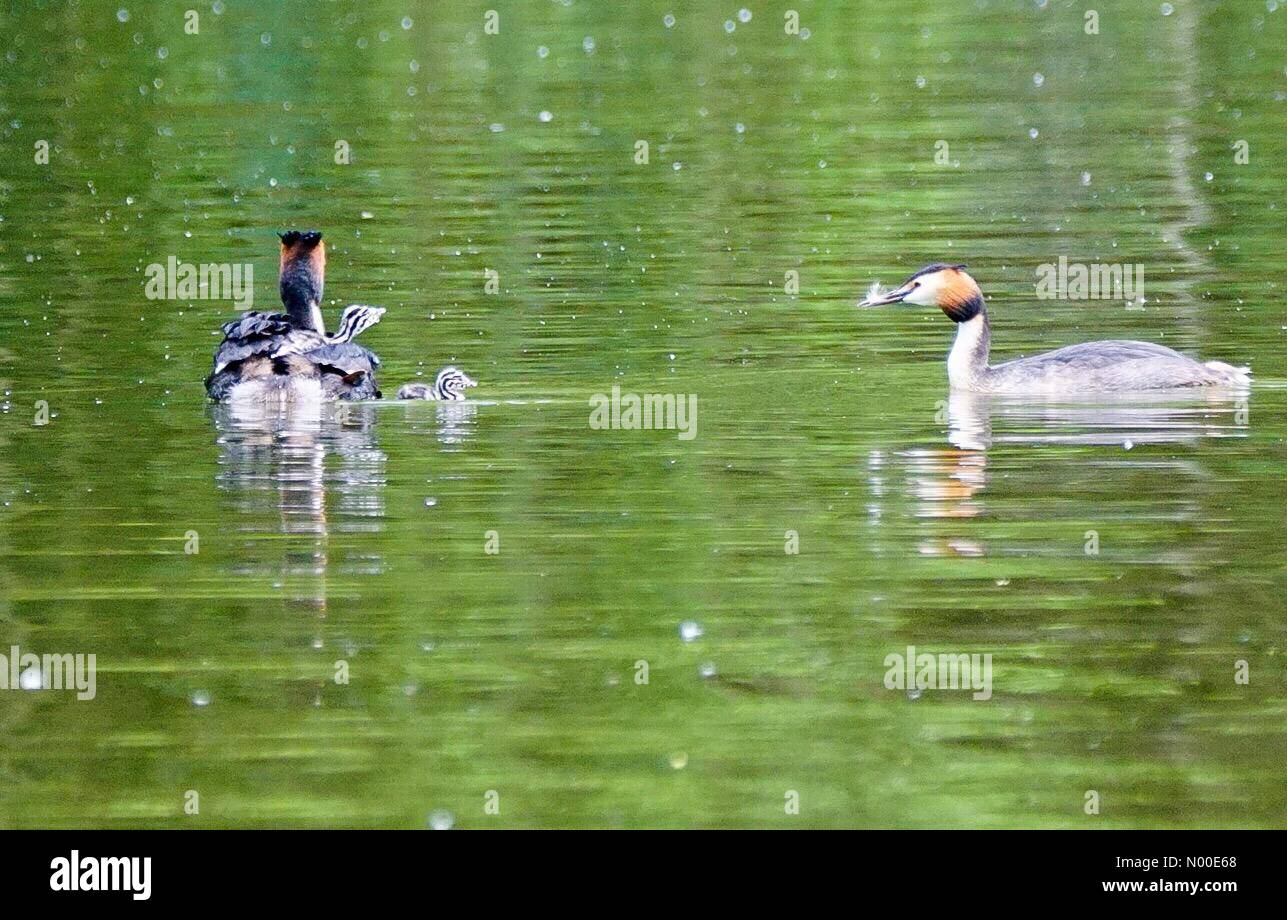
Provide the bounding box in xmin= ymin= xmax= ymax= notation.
xmin=859 ymin=281 xmax=915 ymax=307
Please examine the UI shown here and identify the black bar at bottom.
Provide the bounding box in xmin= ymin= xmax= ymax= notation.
xmin=0 ymin=829 xmax=1267 ymax=905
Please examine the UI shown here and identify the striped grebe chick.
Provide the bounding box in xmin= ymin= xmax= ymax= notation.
xmin=859 ymin=264 xmax=1251 ymax=393
xmin=397 ymin=367 xmax=477 ymax=401
xmin=205 ymin=231 xmax=384 ymax=402
xmin=270 ymin=304 xmax=385 ymax=358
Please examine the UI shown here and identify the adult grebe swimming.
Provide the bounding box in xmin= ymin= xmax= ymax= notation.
xmin=206 ymin=231 xmax=384 ymax=402
xmin=859 ymin=264 xmax=1250 ymax=393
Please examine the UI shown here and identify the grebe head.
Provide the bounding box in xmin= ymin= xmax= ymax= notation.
xmin=279 ymin=230 xmax=326 ymax=329
xmin=436 ymin=366 xmax=477 ymax=400
xmin=859 ymin=263 xmax=984 ymax=322
xmin=331 ymin=304 xmax=386 ymax=343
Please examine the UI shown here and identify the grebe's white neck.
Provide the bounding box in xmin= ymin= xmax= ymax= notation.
xmin=947 ymin=310 xmax=991 ymax=389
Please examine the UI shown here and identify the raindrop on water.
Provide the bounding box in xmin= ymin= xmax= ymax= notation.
xmin=427 ymin=810 xmax=455 ymax=830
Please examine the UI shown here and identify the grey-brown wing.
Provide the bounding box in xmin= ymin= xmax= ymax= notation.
xmin=990 ymin=340 xmax=1218 ymax=390
xmin=306 ymin=342 xmax=382 ymax=400
xmin=304 ymin=342 xmax=381 ymax=374
xmin=211 ymin=311 xmax=295 ymax=373
xmin=994 ymin=340 xmax=1191 ymax=371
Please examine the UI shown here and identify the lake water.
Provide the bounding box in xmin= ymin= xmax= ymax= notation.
xmin=0 ymin=1 xmax=1283 ymax=828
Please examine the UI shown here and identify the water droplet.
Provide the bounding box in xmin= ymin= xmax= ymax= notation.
xmin=907 ymin=688 xmax=923 ymax=701
xmin=401 ymin=17 xmax=413 ymax=29
xmin=663 ymin=13 xmax=676 ymax=28
xmin=738 ymin=8 xmax=752 ymax=22
xmin=191 ymin=690 xmax=212 ymax=707
xmin=19 ymin=665 xmax=43 ymax=690
xmin=1029 ymin=127 xmax=1040 ymax=139
xmin=538 ymin=110 xmax=552 ymax=122
xmin=724 ymin=20 xmax=736 ymax=33
xmin=116 ymin=8 xmax=129 ymax=23
xmin=1123 ymin=439 xmax=1134 ymax=450
xmin=423 ymin=497 xmax=437 ymax=507
xmin=1160 ymin=2 xmax=1174 ymax=14
xmin=582 ymin=36 xmax=595 ymax=53
xmin=427 ymin=810 xmax=455 ymax=830
xmin=699 ymin=662 xmax=717 ymax=679
xmin=668 ymin=752 xmax=688 ymax=769
xmin=679 ymin=620 xmax=703 ymax=642
xmin=1204 ymin=171 xmax=1214 ymax=182
xmin=1032 ymin=72 xmax=1044 ymax=87
xmin=537 ymin=45 xmax=549 ymax=58
xmin=1080 ymin=171 xmax=1092 ymax=186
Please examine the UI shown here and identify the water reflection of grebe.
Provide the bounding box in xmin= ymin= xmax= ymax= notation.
xmin=870 ymin=390 xmax=1249 ymax=558
xmin=212 ymin=402 xmax=388 ymax=545
xmin=945 ymin=389 xmax=1249 ymax=451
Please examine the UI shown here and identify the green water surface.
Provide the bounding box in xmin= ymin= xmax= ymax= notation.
xmin=0 ymin=0 xmax=1283 ymax=828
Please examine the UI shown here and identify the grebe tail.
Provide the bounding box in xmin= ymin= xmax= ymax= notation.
xmin=221 ymin=354 xmax=324 ymax=407
xmin=860 ymin=264 xmax=1251 ymax=393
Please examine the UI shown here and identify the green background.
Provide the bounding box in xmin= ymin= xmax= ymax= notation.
xmin=0 ymin=0 xmax=1283 ymax=827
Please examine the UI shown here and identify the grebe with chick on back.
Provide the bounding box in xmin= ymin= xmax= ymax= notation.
xmin=205 ymin=231 xmax=479 ymax=406
xmin=206 ymin=231 xmax=385 ymax=403
xmin=859 ymin=264 xmax=1250 ymax=393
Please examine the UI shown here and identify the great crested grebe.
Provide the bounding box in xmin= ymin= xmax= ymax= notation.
xmin=397 ymin=367 xmax=478 ymax=401
xmin=205 ymin=231 xmax=385 ymax=402
xmin=859 ymin=264 xmax=1250 ymax=393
